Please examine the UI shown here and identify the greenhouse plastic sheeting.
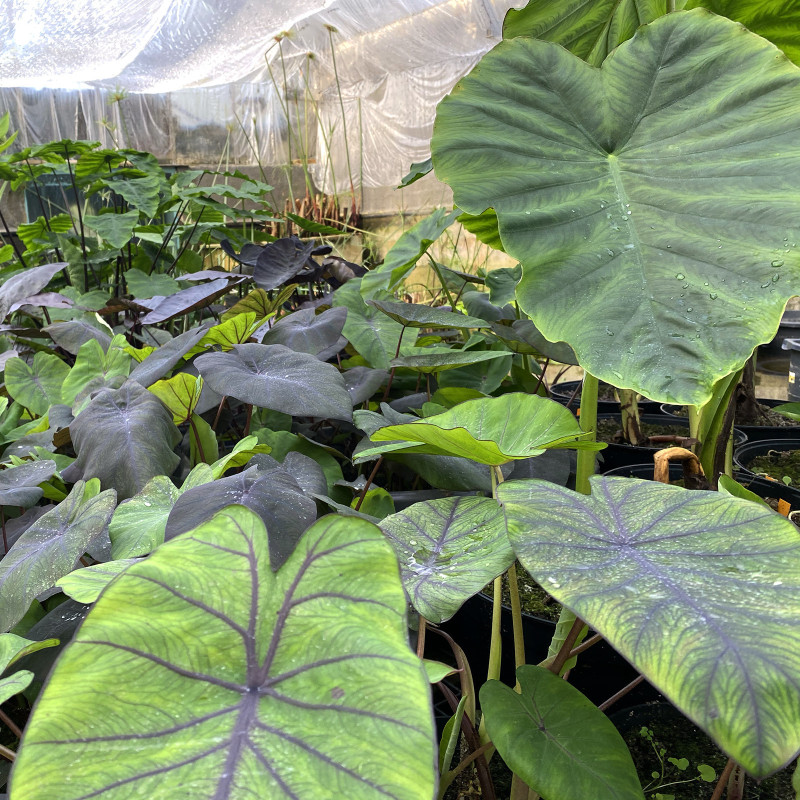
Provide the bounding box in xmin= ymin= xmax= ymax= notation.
xmin=0 ymin=0 xmax=521 ymax=190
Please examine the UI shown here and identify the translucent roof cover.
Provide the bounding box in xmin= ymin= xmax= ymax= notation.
xmin=0 ymin=0 xmax=522 ymax=192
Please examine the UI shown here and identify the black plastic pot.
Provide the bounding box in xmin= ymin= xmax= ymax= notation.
xmin=597 ymin=413 xmax=746 ymax=474
xmin=550 ymin=380 xmax=662 ymax=414
xmin=733 ymin=439 xmax=800 ymax=504
xmin=439 ymin=592 xmax=659 ymax=710
xmin=604 ymin=461 xmax=800 ymax=508
xmin=784 ymin=338 xmax=800 ymax=402
xmin=662 ymin=398 xmax=798 ymax=442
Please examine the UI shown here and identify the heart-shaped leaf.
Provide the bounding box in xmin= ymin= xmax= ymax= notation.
xmin=84 ymin=210 xmax=139 ymax=250
xmin=5 ymin=353 xmax=69 ymax=415
xmin=0 ymin=480 xmax=116 ymax=632
xmin=253 ymin=236 xmax=315 ymax=290
xmin=358 ymin=393 xmax=603 ymax=465
xmin=10 ymin=508 xmax=435 ymax=800
xmin=481 ymin=665 xmax=645 ymax=800
xmin=260 ymin=306 xmax=348 ymax=360
xmin=195 ymin=343 xmax=353 ymax=422
xmin=433 ymin=10 xmax=800 ymax=405
xmin=66 ymin=382 xmax=181 ymax=500
xmin=61 ymin=337 xmax=131 ymax=406
xmin=109 ymin=475 xmax=181 ymax=559
xmin=148 ymin=373 xmax=203 ymax=423
xmin=499 ymin=476 xmax=800 ymax=776
xmin=335 ymin=285 xmax=420 ymax=370
xmin=380 ymin=496 xmax=513 ymax=623
xmin=124 ymin=267 xmax=181 ymax=298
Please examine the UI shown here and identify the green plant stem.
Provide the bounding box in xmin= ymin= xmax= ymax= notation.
xmin=63 ymin=147 xmax=90 ymax=288
xmin=381 ymin=326 xmax=406 ymax=401
xmin=439 ymin=740 xmax=493 ymax=798
xmin=0 ymin=743 xmax=15 ymax=762
xmin=494 ymin=464 xmax=526 ymax=677
xmin=486 ymin=575 xmax=503 ymax=684
xmin=575 ymin=372 xmax=598 ymax=495
xmin=427 ymin=255 xmax=456 ymax=309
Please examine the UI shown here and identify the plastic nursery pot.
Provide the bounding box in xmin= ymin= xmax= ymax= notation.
xmin=733 ymin=439 xmax=800 ymax=504
xmin=549 ymin=379 xmax=662 ymax=415
xmin=603 ymin=461 xmax=800 ymax=509
xmin=438 ymin=592 xmax=659 ymax=711
xmin=596 ymin=413 xmax=746 ymax=474
xmin=661 ymin=398 xmax=799 ymax=442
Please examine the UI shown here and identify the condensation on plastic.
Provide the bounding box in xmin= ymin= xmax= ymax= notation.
xmin=0 ymin=0 xmax=522 ymax=191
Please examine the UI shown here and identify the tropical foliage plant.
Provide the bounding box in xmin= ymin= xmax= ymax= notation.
xmin=0 ymin=1 xmax=800 ymax=799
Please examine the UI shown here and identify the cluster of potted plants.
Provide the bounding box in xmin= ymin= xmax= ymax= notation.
xmin=1 ymin=2 xmax=800 ymax=799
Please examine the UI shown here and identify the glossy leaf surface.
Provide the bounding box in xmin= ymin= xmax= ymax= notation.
xmin=499 ymin=476 xmax=800 ymax=776
xmin=0 ymin=481 xmax=116 ymax=632
xmin=108 ymin=475 xmax=180 ymax=559
xmin=433 ymin=11 xmax=800 ymax=404
xmin=11 ymin=508 xmax=435 ymax=800
xmin=380 ymin=496 xmax=512 ymax=623
xmin=359 ymin=393 xmax=602 ymax=465
xmin=481 ymin=666 xmax=645 ymax=800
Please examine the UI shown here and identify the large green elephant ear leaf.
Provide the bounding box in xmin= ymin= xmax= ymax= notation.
xmin=503 ymin=0 xmax=669 ymax=64
xmin=498 ymin=476 xmax=800 ymax=777
xmin=10 ymin=507 xmax=435 ymax=800
xmin=686 ymin=0 xmax=800 ymax=65
xmin=432 ymin=10 xmax=800 ymax=405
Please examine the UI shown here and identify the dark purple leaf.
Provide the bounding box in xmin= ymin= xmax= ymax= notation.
xmin=254 ymin=236 xmax=315 ymax=290
xmin=140 ymin=278 xmax=232 ymax=325
xmin=66 ymin=381 xmax=181 ymax=500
